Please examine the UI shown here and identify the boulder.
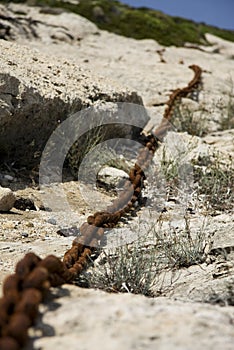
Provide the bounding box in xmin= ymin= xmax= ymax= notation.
xmin=0 ymin=39 xmax=146 ymax=168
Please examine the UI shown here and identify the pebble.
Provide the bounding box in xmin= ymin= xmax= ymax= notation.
xmin=21 ymin=232 xmax=29 ymax=238
xmin=47 ymin=218 xmax=57 ymax=225
xmin=4 ymin=175 xmax=14 ymax=181
xmin=25 ymin=222 xmax=34 ymax=228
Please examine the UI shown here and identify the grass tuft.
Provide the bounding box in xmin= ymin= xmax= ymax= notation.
xmin=219 ymin=79 xmax=234 ymax=130
xmin=193 ymin=152 xmax=234 ymax=213
xmin=77 ymin=215 xmax=208 ymax=296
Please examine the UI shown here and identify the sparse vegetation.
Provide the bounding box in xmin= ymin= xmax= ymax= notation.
xmin=78 ymin=215 xmax=208 ymax=296
xmin=66 ymin=126 xmax=132 ymax=180
xmin=193 ymin=152 xmax=234 ymax=212
xmin=153 ymin=137 xmax=195 ymax=204
xmin=79 ymin=235 xmax=159 ymax=297
xmin=172 ymin=105 xmax=208 ymax=137
xmin=2 ymin=0 xmax=234 ymax=47
xmin=219 ymin=79 xmax=234 ymax=130
xmin=154 ymin=214 xmax=208 ymax=269
xmin=66 ymin=125 xmax=113 ymax=178
xmin=159 ymin=144 xmax=233 ymax=213
xmin=205 ymin=279 xmax=234 ymax=306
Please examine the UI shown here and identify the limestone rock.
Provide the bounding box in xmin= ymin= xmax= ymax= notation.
xmin=0 ymin=186 xmax=16 ymax=211
xmin=98 ymin=166 xmax=129 ymax=191
xmin=0 ymin=3 xmax=98 ymax=42
xmin=0 ymin=39 xmax=145 ymax=167
xmin=32 ymin=285 xmax=234 ymax=350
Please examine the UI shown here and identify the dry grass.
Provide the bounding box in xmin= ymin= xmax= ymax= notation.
xmin=172 ymin=105 xmax=208 ymax=137
xmin=77 ymin=215 xmax=209 ymax=297
xmin=205 ymin=279 xmax=234 ymax=306
xmin=219 ymin=79 xmax=234 ymax=130
xmin=193 ymin=151 xmax=234 ymax=212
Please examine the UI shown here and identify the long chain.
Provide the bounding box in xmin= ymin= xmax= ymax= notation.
xmin=0 ymin=65 xmax=202 ymax=350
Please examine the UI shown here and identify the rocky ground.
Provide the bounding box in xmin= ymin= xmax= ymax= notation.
xmin=0 ymin=3 xmax=234 ymax=350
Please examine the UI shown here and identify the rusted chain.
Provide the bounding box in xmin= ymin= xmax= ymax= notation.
xmin=154 ymin=64 xmax=202 ymax=139
xmin=0 ymin=65 xmax=202 ymax=350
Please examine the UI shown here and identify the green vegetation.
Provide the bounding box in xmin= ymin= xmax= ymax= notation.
xmin=159 ymin=143 xmax=233 ymax=214
xmin=2 ymin=0 xmax=234 ymax=46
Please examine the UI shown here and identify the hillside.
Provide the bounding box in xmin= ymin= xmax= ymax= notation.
xmin=1 ymin=0 xmax=234 ymax=46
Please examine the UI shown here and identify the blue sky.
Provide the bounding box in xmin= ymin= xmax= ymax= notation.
xmin=120 ymin=0 xmax=234 ymax=30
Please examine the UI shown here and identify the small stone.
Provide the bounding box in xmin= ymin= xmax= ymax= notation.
xmin=25 ymin=222 xmax=34 ymax=228
xmin=47 ymin=218 xmax=57 ymax=225
xmin=1 ymin=221 xmax=15 ymax=229
xmin=21 ymin=232 xmax=29 ymax=238
xmin=0 ymin=186 xmax=16 ymax=212
xmin=97 ymin=167 xmax=129 ymax=191
xmin=57 ymin=226 xmax=79 ymax=237
xmin=4 ymin=175 xmax=14 ymax=181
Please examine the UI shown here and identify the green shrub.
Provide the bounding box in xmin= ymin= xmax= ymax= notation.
xmin=2 ymin=0 xmax=234 ymax=47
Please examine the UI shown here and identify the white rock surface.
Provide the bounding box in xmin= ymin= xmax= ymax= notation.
xmin=0 ymin=186 xmax=16 ymax=211
xmin=0 ymin=39 xmax=144 ymax=166
xmin=3 ymin=3 xmax=233 ymax=135
xmin=31 ymin=285 xmax=234 ymax=350
xmin=98 ymin=166 xmax=129 ymax=189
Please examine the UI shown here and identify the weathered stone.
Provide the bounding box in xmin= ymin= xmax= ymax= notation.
xmin=0 ymin=3 xmax=98 ymax=42
xmin=32 ymin=285 xmax=234 ymax=350
xmin=0 ymin=186 xmax=16 ymax=211
xmin=0 ymin=39 xmax=145 ymax=167
xmin=98 ymin=166 xmax=129 ymax=191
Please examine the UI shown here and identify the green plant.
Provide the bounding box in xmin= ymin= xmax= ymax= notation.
xmin=160 ymin=146 xmax=180 ymax=184
xmin=156 ymin=140 xmax=195 ymax=201
xmin=66 ymin=125 xmax=112 ymax=178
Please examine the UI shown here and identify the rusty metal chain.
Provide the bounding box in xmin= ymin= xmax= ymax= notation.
xmin=0 ymin=65 xmax=202 ymax=350
xmin=154 ymin=64 xmax=202 ymax=139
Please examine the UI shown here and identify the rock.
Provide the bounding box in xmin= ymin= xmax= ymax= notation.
xmin=0 ymin=3 xmax=98 ymax=42
xmin=33 ymin=285 xmax=234 ymax=350
xmin=97 ymin=166 xmax=129 ymax=191
xmin=92 ymin=6 xmax=107 ymax=23
xmin=0 ymin=39 xmax=146 ymax=168
xmin=205 ymin=33 xmax=234 ymax=57
xmin=0 ymin=186 xmax=16 ymax=211
xmin=203 ymin=129 xmax=234 ymax=156
xmin=47 ymin=218 xmax=57 ymax=225
xmin=2 ymin=3 xmax=234 ymax=134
